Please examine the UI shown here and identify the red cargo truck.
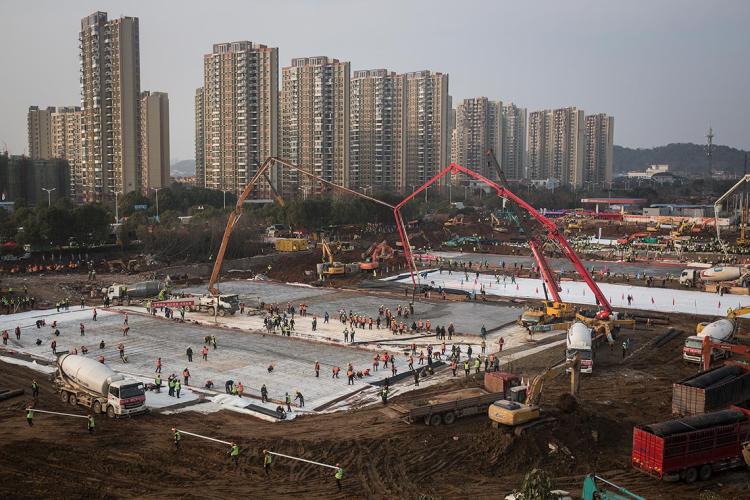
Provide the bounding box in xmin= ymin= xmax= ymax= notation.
xmin=632 ymin=405 xmax=750 ymax=482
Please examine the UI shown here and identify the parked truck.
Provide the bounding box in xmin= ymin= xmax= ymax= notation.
xmin=102 ymin=280 xmax=162 ymax=305
xmin=683 ymin=318 xmax=735 ymax=363
xmin=565 ymin=322 xmax=599 ymax=373
xmin=672 ymin=364 xmax=750 ymax=416
xmin=54 ymin=354 xmax=147 ymax=417
xmin=390 ymin=387 xmax=505 ymax=426
xmin=151 ymin=293 xmax=239 ymax=316
xmin=632 ymin=404 xmax=750 ymax=482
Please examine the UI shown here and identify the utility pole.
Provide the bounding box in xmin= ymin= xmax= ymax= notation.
xmin=41 ymin=187 xmax=56 ymax=207
xmin=705 ymin=126 xmax=715 ymax=177
xmin=154 ymin=188 xmax=161 ymax=222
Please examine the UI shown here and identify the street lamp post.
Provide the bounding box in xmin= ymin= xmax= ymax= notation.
xmin=154 ymin=188 xmax=161 ymax=222
xmin=41 ymin=187 xmax=56 ymax=207
xmin=114 ymin=191 xmax=122 ymax=223
xmin=222 ymin=190 xmax=228 ymax=210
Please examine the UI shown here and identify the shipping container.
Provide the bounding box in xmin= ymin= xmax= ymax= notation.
xmin=632 ymin=409 xmax=750 ymax=482
xmin=672 ymin=364 xmax=750 ymax=416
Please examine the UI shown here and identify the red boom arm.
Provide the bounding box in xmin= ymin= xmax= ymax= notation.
xmin=394 ymin=163 xmax=612 ymax=315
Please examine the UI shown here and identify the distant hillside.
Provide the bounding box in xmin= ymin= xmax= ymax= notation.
xmin=170 ymin=159 xmax=195 ymax=177
xmin=614 ymin=143 xmax=748 ymax=175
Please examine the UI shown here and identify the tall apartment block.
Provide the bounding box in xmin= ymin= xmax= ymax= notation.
xmin=194 ymin=88 xmax=205 ymax=187
xmin=27 ymin=106 xmax=54 ymax=160
xmin=500 ymin=103 xmax=527 ymax=180
xmin=139 ymin=91 xmax=170 ymax=193
xmin=527 ymin=107 xmax=585 ymax=187
xmin=79 ymin=11 xmax=141 ymax=201
xmin=453 ymin=97 xmax=501 ymax=179
xmin=281 ymin=56 xmax=350 ymax=196
xmin=584 ymin=113 xmax=614 ymax=187
xmin=51 ymin=107 xmax=83 ymax=196
xmin=349 ymin=69 xmax=405 ymax=192
xmin=403 ymin=71 xmax=450 ymax=189
xmin=199 ymin=41 xmax=278 ymax=197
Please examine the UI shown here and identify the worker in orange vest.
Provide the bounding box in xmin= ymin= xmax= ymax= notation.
xmin=202 ymin=345 xmax=209 ymax=361
xmin=182 ymin=367 xmax=191 ymax=386
xmin=237 ymin=382 xmax=244 ymax=397
xmin=314 ymin=360 xmax=320 ymax=377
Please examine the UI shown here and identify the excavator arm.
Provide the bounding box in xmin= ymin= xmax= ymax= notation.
xmin=702 ymin=335 xmax=750 ymax=371
xmin=394 ymin=162 xmax=612 ymax=316
xmin=526 ymin=353 xmax=581 ymax=406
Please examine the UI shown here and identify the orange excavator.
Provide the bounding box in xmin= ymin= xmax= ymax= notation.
xmin=701 ymin=335 xmax=750 ymax=371
xmin=207 ymin=157 xmax=394 ymax=296
xmin=359 ymin=240 xmax=395 ymax=271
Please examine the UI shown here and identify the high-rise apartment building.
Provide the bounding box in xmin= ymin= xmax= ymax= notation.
xmin=139 ymin=92 xmax=170 ymax=193
xmin=349 ymin=69 xmax=405 ymax=192
xmin=27 ymin=106 xmax=54 ymax=160
xmin=527 ymin=107 xmax=584 ymax=187
xmin=500 ymin=103 xmax=527 ymax=180
xmin=453 ymin=97 xmax=501 ymax=179
xmin=403 ymin=71 xmax=449 ymax=189
xmin=79 ymin=11 xmax=141 ymax=201
xmin=194 ymin=87 xmax=205 ymax=187
xmin=51 ymin=107 xmax=83 ymax=197
xmin=281 ymin=56 xmax=350 ymax=197
xmin=584 ymin=113 xmax=614 ymax=188
xmin=200 ymin=41 xmax=279 ymax=197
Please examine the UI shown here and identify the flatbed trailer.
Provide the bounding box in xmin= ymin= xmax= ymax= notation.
xmin=672 ymin=364 xmax=750 ymax=416
xmin=391 ymin=388 xmax=504 ymax=426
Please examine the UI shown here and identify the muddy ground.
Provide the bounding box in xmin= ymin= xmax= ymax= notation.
xmin=1 ymin=313 xmax=749 ymax=499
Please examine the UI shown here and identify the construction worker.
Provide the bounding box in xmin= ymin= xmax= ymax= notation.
xmin=450 ymin=359 xmax=457 ymax=377
xmin=31 ymin=379 xmax=39 ymax=399
xmin=314 ymin=360 xmax=320 ymax=377
xmin=498 ymin=336 xmax=505 ymax=352
xmin=182 ymin=368 xmax=191 ymax=386
xmin=87 ymin=414 xmax=95 ymax=433
xmin=263 ymin=449 xmax=272 ymax=475
xmin=211 ymin=335 xmax=217 ymax=350
xmin=80 ymin=323 xmax=85 ymax=336
xmin=237 ymin=382 xmax=244 ymax=398
xmin=15 ymin=325 xmax=21 ymax=340
xmin=26 ymin=407 xmax=34 ymax=426
xmin=474 ymin=356 xmax=481 ymax=374
xmin=172 ymin=428 xmax=181 ymax=450
xmin=334 ymin=464 xmax=344 ymax=491
xmin=186 ymin=347 xmax=193 ymax=362
xmin=463 ymin=359 xmax=470 ymax=377
xmin=229 ymin=443 xmax=239 ymax=466
xmin=294 ymin=390 xmax=304 ymax=408
xmin=155 ymin=357 xmax=162 ymax=373
xmin=168 ymin=376 xmax=176 ymax=397
xmin=285 ymin=392 xmax=292 ymax=412
xmin=154 ymin=374 xmax=162 ymax=393
xmin=202 ymin=345 xmax=209 ymax=361
xmin=175 ymin=379 xmax=182 ymax=399
xmin=380 ymin=386 xmax=389 ymax=404
xmin=481 ymin=339 xmax=486 ymax=354
xmin=413 ymin=369 xmax=419 ymax=386
xmin=261 ymin=384 xmax=268 ymax=403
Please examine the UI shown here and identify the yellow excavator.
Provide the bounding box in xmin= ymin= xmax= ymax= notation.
xmin=320 ymin=240 xmax=346 ymax=277
xmin=488 ymin=354 xmax=580 ymax=434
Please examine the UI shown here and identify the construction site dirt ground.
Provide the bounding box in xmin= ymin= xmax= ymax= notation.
xmin=1 ymin=314 xmax=749 ymax=499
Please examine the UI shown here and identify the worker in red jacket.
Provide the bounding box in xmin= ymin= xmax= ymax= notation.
xmin=155 ymin=357 xmax=162 ymax=373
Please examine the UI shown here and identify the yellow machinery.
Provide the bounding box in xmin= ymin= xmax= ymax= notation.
xmin=488 ymin=354 xmax=580 ymax=433
xmin=444 ymin=214 xmax=465 ymax=227
xmin=519 ymin=301 xmax=576 ymax=327
xmin=275 ymin=238 xmax=308 ymax=252
xmin=320 ymin=240 xmax=345 ymax=276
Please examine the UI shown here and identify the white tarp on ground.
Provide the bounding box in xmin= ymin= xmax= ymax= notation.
xmin=389 ymin=270 xmax=750 ymax=317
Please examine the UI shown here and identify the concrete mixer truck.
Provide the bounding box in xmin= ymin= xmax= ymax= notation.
xmin=683 ymin=319 xmax=735 ymax=364
xmin=54 ymin=354 xmax=147 ymax=417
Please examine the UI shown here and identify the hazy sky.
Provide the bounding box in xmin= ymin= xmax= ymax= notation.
xmin=1 ymin=0 xmax=749 ymax=161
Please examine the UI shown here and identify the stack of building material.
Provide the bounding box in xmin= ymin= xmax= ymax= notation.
xmin=672 ymin=364 xmax=750 ymax=416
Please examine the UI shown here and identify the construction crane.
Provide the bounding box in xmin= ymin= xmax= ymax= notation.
xmin=393 ymin=161 xmax=613 ymax=318
xmin=713 ymin=154 xmax=750 ymax=252
xmin=207 ymin=157 xmax=394 ymax=296
xmin=486 ymin=149 xmax=563 ymax=306
xmin=701 ymin=335 xmax=750 ymax=371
